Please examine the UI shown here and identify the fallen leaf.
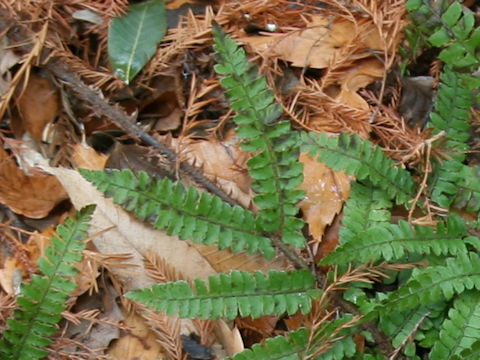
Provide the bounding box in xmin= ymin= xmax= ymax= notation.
xmin=337 ymin=58 xmax=385 ymax=110
xmin=72 ymin=142 xmax=109 ymax=170
xmin=15 ymin=71 xmax=59 ymax=141
xmin=167 ymin=133 xmax=256 ymax=209
xmin=108 ymin=311 xmax=164 ymax=360
xmin=298 ymin=153 xmax=351 ymax=254
xmin=42 ymin=167 xmax=217 ymax=290
xmin=0 ymin=147 xmax=67 ymax=218
xmin=242 ymin=16 xmax=382 ymax=69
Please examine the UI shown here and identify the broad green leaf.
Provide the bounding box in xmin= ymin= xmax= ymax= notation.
xmin=108 ymin=0 xmax=167 ymax=84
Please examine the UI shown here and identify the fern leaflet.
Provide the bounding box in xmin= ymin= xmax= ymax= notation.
xmin=212 ymin=23 xmax=305 ymax=248
xmin=339 ymin=182 xmax=392 ymax=245
xmin=80 ymin=168 xmax=275 ymax=258
xmin=301 ymin=132 xmax=416 ymax=205
xmin=125 ymin=270 xmax=321 ymax=320
xmin=0 ymin=205 xmax=94 ymax=360
xmin=429 ymin=290 xmax=480 ymax=359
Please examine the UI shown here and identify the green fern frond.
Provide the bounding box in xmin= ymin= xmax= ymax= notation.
xmin=431 ymin=161 xmax=480 ymax=211
xmin=450 ymin=339 xmax=480 ymax=360
xmin=226 ymin=316 xmax=357 ymax=360
xmin=125 ymin=269 xmax=321 ymax=320
xmin=79 ymin=168 xmax=275 ymax=258
xmin=427 ymin=2 xmax=480 ymax=69
xmin=428 ymin=68 xmax=477 ymax=160
xmin=300 ymin=132 xmax=416 ymax=205
xmin=212 ymin=23 xmax=305 ymax=248
xmin=406 ymin=1 xmax=480 ymax=70
xmin=339 ymin=182 xmax=392 ymax=245
xmin=429 ymin=290 xmax=480 ymax=359
xmin=379 ymin=306 xmax=431 ymax=357
xmin=379 ymin=252 xmax=480 ymax=314
xmin=321 ymin=214 xmax=479 ymax=265
xmin=225 ymin=328 xmax=309 ymax=360
xmin=0 ymin=205 xmax=94 ymax=360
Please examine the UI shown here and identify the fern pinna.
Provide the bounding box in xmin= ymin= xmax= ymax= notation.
xmin=0 ymin=205 xmax=94 ymax=360
xmin=79 ymin=168 xmax=275 ymax=258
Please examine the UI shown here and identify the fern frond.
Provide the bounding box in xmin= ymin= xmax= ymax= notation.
xmin=431 ymin=161 xmax=480 ymax=211
xmin=379 ymin=252 xmax=480 ymax=314
xmin=125 ymin=270 xmax=321 ymax=320
xmin=212 ymin=23 xmax=305 ymax=248
xmin=322 ymin=214 xmax=479 ymax=265
xmin=428 ymin=68 xmax=477 ymax=160
xmin=450 ymin=339 xmax=480 ymax=360
xmin=225 ymin=328 xmax=309 ymax=360
xmin=226 ymin=315 xmax=357 ymax=360
xmin=301 ymin=132 xmax=416 ymax=205
xmin=380 ymin=306 xmax=430 ymax=349
xmin=429 ymin=290 xmax=480 ymax=359
xmin=79 ymin=168 xmax=275 ymax=258
xmin=339 ymin=182 xmax=392 ymax=245
xmin=0 ymin=205 xmax=94 ymax=360
xmin=427 ymin=2 xmax=480 ymax=69
xmin=406 ymin=1 xmax=480 ymax=69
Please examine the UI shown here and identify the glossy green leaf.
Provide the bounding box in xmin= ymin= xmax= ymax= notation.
xmin=108 ymin=0 xmax=167 ymax=84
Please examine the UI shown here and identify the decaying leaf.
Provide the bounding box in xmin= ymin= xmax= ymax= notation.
xmin=0 ymin=147 xmax=67 ymax=218
xmin=242 ymin=16 xmax=382 ymax=69
xmin=167 ymin=134 xmax=256 ymax=209
xmin=298 ymin=153 xmax=351 ymax=252
xmin=108 ymin=311 xmax=164 ymax=360
xmin=14 ymin=70 xmax=59 ymax=141
xmin=72 ymin=142 xmax=109 ymax=170
xmin=42 ymin=167 xmax=217 ymax=290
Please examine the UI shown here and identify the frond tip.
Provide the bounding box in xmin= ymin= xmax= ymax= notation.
xmin=0 ymin=205 xmax=95 ymax=360
xmin=125 ymin=269 xmax=321 ymax=320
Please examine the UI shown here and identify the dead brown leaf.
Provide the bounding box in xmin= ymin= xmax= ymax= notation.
xmin=71 ymin=142 xmax=108 ymax=170
xmin=14 ymin=71 xmax=59 ymax=141
xmin=242 ymin=16 xmax=382 ymax=69
xmin=168 ymin=134 xmax=256 ymax=209
xmin=0 ymin=146 xmax=67 ymax=218
xmin=298 ymin=153 xmax=351 ymax=254
xmin=108 ymin=311 xmax=164 ymax=360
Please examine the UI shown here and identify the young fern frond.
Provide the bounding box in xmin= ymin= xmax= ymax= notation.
xmin=321 ymin=214 xmax=480 ymax=265
xmin=379 ymin=252 xmax=480 ymax=315
xmin=211 ymin=23 xmax=305 ymax=248
xmin=125 ymin=270 xmax=321 ymax=320
xmin=0 ymin=205 xmax=94 ymax=360
xmin=429 ymin=290 xmax=480 ymax=359
xmin=79 ymin=168 xmax=275 ymax=258
xmin=339 ymin=182 xmax=392 ymax=245
xmin=300 ymin=132 xmax=416 ymax=205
